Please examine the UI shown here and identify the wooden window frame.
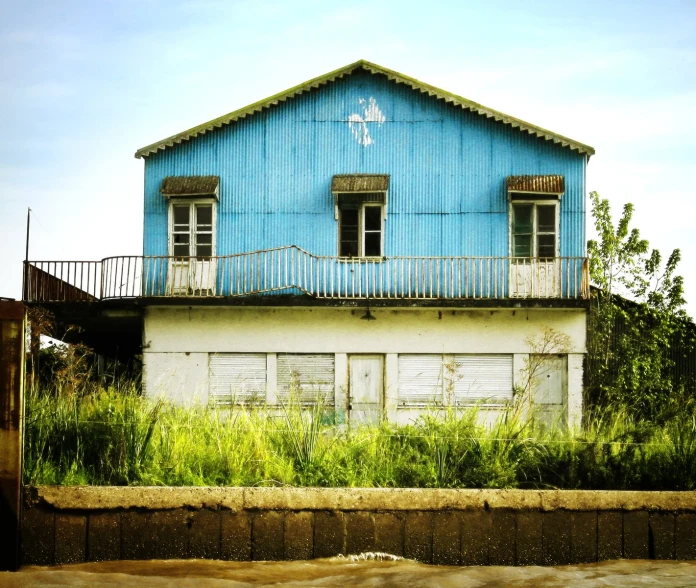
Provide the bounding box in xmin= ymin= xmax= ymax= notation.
xmin=337 ymin=202 xmax=385 ymax=258
xmin=168 ymin=198 xmax=217 ymax=258
xmin=509 ymin=199 xmax=559 ymax=259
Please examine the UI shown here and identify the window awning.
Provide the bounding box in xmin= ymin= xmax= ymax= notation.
xmin=331 ymin=174 xmax=390 ymax=193
xmin=161 ymin=176 xmax=220 ymax=199
xmin=506 ymin=175 xmax=564 ymax=196
xmin=331 ymin=174 xmax=389 ymax=213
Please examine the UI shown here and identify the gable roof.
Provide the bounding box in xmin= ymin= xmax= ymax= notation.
xmin=134 ymin=59 xmax=595 ymax=159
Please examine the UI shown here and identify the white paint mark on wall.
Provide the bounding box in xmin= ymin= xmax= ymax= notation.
xmin=348 ymin=97 xmax=385 ymax=146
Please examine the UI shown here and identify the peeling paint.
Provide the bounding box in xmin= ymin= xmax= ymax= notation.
xmin=348 ymin=97 xmax=385 ymax=146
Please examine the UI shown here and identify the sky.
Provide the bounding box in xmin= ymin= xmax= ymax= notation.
xmin=1 ymin=0 xmax=695 ymax=314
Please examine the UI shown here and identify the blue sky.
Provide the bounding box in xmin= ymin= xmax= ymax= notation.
xmin=2 ymin=0 xmax=695 ymax=313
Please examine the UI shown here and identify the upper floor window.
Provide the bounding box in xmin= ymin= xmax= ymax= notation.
xmin=162 ymin=176 xmax=219 ymax=259
xmin=506 ymin=175 xmax=564 ymax=259
xmin=331 ymin=174 xmax=390 ymax=258
xmin=339 ymin=204 xmax=383 ymax=257
xmin=511 ymin=202 xmax=557 ymax=258
xmin=170 ymin=201 xmax=215 ymax=258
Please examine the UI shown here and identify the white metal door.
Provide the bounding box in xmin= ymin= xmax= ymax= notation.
xmin=349 ymin=355 xmax=383 ymax=425
xmin=398 ymin=354 xmax=443 ymax=406
xmin=209 ymin=353 xmax=267 ymax=406
xmin=277 ymin=354 xmax=335 ymax=405
xmin=169 ymin=201 xmax=216 ymax=295
xmin=531 ymin=355 xmax=567 ymax=427
xmin=453 ymin=355 xmax=513 ymax=405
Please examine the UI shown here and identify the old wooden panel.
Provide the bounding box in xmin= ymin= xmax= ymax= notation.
xmin=0 ymin=301 xmax=24 ymax=571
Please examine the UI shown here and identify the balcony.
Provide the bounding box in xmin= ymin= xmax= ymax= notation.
xmin=24 ymin=246 xmax=589 ymax=304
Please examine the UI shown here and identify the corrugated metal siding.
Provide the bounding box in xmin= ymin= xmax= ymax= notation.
xmin=277 ymin=354 xmax=334 ymax=405
xmin=209 ymin=353 xmax=266 ymax=405
xmin=398 ymin=355 xmax=443 ymax=405
xmin=144 ymin=70 xmax=586 ymax=259
xmin=453 ymin=355 xmax=513 ymax=404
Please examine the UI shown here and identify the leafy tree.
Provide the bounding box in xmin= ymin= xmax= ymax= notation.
xmin=587 ymin=191 xmax=691 ymax=419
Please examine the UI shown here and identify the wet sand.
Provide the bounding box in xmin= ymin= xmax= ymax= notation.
xmin=4 ymin=557 xmax=696 ymax=587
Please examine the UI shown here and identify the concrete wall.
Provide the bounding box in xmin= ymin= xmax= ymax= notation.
xmin=143 ymin=305 xmax=586 ymax=427
xmin=22 ymin=486 xmax=696 ymax=566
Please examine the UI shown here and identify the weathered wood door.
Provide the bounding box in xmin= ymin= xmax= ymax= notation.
xmin=510 ymin=258 xmax=561 ymax=298
xmin=531 ymin=355 xmax=567 ymax=428
xmin=348 ymin=355 xmax=383 ymax=425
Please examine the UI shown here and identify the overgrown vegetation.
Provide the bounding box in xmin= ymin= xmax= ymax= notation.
xmin=23 ymin=383 xmax=696 ymax=490
xmin=586 ymin=191 xmax=695 ymax=420
xmin=23 ymin=194 xmax=696 ymax=489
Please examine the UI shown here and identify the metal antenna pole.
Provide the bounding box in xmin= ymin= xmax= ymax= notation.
xmin=22 ymin=208 xmax=31 ymax=301
xmin=25 ymin=208 xmax=30 ymax=264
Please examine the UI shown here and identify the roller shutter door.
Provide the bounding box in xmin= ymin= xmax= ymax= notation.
xmin=453 ymin=355 xmax=513 ymax=404
xmin=398 ymin=354 xmax=443 ymax=405
xmin=277 ymin=354 xmax=335 ymax=405
xmin=209 ymin=353 xmax=267 ymax=406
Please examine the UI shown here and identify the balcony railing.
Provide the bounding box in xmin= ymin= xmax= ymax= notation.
xmin=24 ymin=246 xmax=589 ymax=303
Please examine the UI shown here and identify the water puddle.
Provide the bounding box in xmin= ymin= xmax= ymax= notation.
xmin=3 ymin=557 xmax=696 ymax=587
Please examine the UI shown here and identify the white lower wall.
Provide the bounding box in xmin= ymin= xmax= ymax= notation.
xmin=142 ymin=305 xmax=586 ymax=426
xmin=144 ymin=306 xmax=586 ymax=354
xmin=144 ymin=351 xmax=209 ymax=405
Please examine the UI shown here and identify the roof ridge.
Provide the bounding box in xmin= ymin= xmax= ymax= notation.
xmin=134 ymin=59 xmax=595 ymax=159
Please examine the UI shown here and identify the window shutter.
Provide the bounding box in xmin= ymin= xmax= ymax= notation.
xmin=398 ymin=354 xmax=443 ymax=405
xmin=209 ymin=353 xmax=267 ymax=406
xmin=453 ymin=355 xmax=513 ymax=404
xmin=277 ymin=354 xmax=335 ymax=405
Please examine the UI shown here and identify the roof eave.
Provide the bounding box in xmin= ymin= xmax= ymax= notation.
xmin=134 ymin=59 xmax=595 ymax=159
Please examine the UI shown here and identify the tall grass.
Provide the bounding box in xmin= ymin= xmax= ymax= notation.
xmin=22 ymin=384 xmax=696 ymax=489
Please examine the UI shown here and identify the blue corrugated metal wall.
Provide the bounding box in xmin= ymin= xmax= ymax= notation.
xmin=143 ymin=70 xmax=586 ymax=259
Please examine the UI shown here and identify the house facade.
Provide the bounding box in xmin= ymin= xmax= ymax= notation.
xmin=25 ymin=60 xmax=593 ymax=427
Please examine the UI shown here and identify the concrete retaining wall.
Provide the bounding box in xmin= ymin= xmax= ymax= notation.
xmin=22 ymin=487 xmax=696 ymax=566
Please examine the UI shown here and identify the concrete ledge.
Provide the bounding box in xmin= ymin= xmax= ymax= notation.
xmin=21 ymin=486 xmax=696 ymax=566
xmin=26 ymin=486 xmax=696 ymax=513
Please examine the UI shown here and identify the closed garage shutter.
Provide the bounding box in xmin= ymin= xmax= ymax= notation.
xmin=209 ymin=353 xmax=267 ymax=406
xmin=453 ymin=355 xmax=513 ymax=404
xmin=398 ymin=354 xmax=443 ymax=405
xmin=277 ymin=354 xmax=335 ymax=405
